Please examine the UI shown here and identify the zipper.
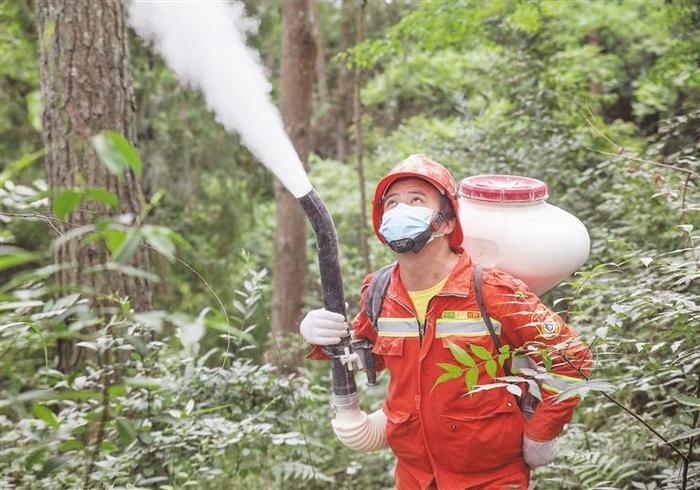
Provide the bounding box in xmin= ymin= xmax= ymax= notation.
xmin=420 ymin=295 xmax=441 ymax=345
xmin=386 ymin=292 xmax=422 ymax=343
xmin=422 ymin=291 xmax=468 ymax=345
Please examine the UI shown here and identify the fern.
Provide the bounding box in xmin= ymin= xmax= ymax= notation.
xmin=275 ymin=461 xmax=334 ymax=485
xmin=561 ymin=452 xmax=644 ymax=489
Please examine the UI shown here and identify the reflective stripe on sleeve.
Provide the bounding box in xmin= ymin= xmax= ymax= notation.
xmin=377 ymin=317 xmax=420 ymax=337
xmin=435 ymin=318 xmax=501 ymax=338
xmin=511 ymin=355 xmax=536 ymax=373
xmin=541 ymin=373 xmax=585 ymax=393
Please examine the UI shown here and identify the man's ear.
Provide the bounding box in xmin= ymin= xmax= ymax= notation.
xmin=442 ymin=217 xmax=457 ymax=235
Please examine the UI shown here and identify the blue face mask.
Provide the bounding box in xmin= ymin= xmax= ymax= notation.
xmin=379 ymin=203 xmax=445 ymax=254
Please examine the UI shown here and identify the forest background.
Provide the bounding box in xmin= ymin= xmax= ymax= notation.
xmin=1 ymin=0 xmax=698 ymax=488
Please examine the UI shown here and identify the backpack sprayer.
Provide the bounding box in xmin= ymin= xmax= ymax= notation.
xmin=298 ymin=173 xmax=590 ymax=424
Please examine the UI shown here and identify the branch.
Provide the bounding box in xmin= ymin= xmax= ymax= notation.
xmin=592 ymin=149 xmax=699 ymax=180
xmin=681 ymin=375 xmax=700 ymax=490
xmin=562 ymin=356 xmax=689 ymax=466
xmin=581 ymin=108 xmax=699 ymax=180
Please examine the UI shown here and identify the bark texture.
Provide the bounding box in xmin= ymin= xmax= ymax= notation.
xmin=310 ymin=1 xmax=328 ymax=109
xmin=37 ymin=0 xmax=151 ymax=371
xmin=270 ymin=0 xmax=317 ymax=369
xmin=335 ymin=0 xmax=354 ymax=161
xmin=353 ymin=0 xmax=371 ymax=272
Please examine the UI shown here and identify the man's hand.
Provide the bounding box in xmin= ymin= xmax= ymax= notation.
xmin=299 ymin=308 xmax=349 ymax=345
xmin=523 ymin=436 xmax=559 ymax=468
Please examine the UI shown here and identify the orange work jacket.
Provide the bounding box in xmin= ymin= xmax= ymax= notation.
xmin=309 ymin=253 xmax=593 ymax=489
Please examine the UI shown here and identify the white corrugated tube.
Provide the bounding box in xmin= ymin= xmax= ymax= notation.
xmin=331 ymin=408 xmax=388 ymax=452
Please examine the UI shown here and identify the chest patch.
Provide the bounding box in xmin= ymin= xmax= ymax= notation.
xmin=441 ymin=310 xmax=482 ymax=320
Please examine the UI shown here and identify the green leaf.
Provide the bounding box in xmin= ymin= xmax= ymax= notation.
xmin=0 ymin=389 xmax=53 ymax=409
xmin=26 ymin=448 xmax=47 ymax=470
xmin=116 ymin=418 xmax=137 ymax=445
xmin=437 ymin=362 xmax=463 ymax=376
xmin=92 ymin=131 xmax=142 ymax=178
xmin=498 ymin=345 xmax=510 ymax=355
xmin=507 ymin=384 xmax=523 ymax=397
xmin=432 ymin=363 xmax=463 ymax=390
xmin=166 ymin=229 xmax=191 ymax=250
xmin=0 ymin=251 xmax=41 ymax=271
xmin=541 ymin=350 xmax=553 ymax=372
xmin=99 ymin=441 xmax=117 ymax=452
xmin=58 ymin=439 xmax=84 ymax=452
xmin=103 ymin=230 xmax=127 ymax=253
xmin=57 ymin=390 xmax=102 ymax=401
xmin=497 ymin=352 xmax=509 ymax=367
xmin=52 ymin=189 xmax=83 ymax=220
xmin=95 ymin=262 xmax=159 ymax=283
xmin=138 ymin=431 xmax=154 ymax=445
xmin=125 ymin=334 xmax=150 ymax=356
xmin=108 ymin=385 xmax=126 ymax=398
xmin=143 ymin=226 xmax=176 ymax=259
xmin=465 ymin=367 xmax=479 ymax=392
xmin=448 ymin=341 xmax=476 ymax=367
xmin=470 ymin=344 xmax=492 ymax=361
xmin=526 ymin=380 xmax=542 ymax=401
xmin=33 ymin=404 xmax=59 ymax=429
xmin=674 ymin=395 xmax=700 ymax=409
xmin=207 ymin=321 xmax=255 ymax=344
xmin=0 ymin=149 xmax=45 ymax=186
xmin=132 ymin=311 xmax=166 ymax=333
xmin=666 ymin=427 xmax=700 ymax=443
xmin=83 ymin=187 xmax=118 ymax=208
xmin=112 ymin=229 xmax=142 ymax=264
xmin=39 ymin=456 xmax=69 ymax=476
xmin=485 ymin=359 xmax=498 ymax=378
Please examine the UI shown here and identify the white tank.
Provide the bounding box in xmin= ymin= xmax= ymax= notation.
xmin=458 ymin=175 xmax=590 ymax=295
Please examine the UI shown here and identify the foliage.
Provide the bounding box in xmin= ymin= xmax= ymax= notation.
xmin=1 ymin=0 xmax=699 ymax=488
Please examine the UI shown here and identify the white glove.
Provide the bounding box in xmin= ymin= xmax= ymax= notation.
xmin=523 ymin=436 xmax=559 ymax=468
xmin=299 ymin=308 xmax=349 ymax=345
xmin=332 ymin=408 xmax=388 ymax=452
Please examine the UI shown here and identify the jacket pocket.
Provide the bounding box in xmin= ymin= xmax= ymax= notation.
xmin=372 ymin=336 xmax=406 ymax=375
xmin=385 ymin=410 xmax=430 ymax=472
xmin=436 ymin=397 xmax=524 ymax=474
xmin=372 ymin=336 xmax=405 ymax=356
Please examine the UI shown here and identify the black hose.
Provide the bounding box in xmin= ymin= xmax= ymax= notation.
xmin=297 ymin=189 xmax=358 ymax=398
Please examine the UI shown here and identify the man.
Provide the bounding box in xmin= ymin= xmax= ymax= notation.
xmin=300 ymin=154 xmax=593 ymax=489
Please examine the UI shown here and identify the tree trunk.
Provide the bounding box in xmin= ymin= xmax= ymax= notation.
xmin=37 ymin=0 xmax=151 ymax=372
xmin=269 ymin=0 xmax=316 ymax=369
xmin=310 ymin=1 xmax=329 ymax=110
xmin=353 ymin=1 xmax=371 ymax=271
xmin=335 ymin=0 xmax=354 ymax=161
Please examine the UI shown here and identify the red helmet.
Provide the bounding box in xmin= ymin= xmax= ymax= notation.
xmin=372 ymin=154 xmax=463 ymax=252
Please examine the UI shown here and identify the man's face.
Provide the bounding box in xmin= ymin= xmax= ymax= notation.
xmin=382 ymin=178 xmax=456 ymax=236
xmin=383 ymin=178 xmax=443 ymax=213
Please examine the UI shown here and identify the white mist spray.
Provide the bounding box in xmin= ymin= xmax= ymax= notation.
xmin=128 ymin=0 xmax=312 ymax=198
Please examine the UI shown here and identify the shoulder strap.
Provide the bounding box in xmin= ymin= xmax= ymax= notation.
xmin=365 ymin=263 xmax=396 ymax=329
xmin=365 ymin=263 xmax=504 ymax=351
xmin=473 ymin=265 xmax=502 ymax=351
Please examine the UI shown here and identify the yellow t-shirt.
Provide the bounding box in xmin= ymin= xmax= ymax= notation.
xmin=408 ymin=276 xmax=449 ymax=325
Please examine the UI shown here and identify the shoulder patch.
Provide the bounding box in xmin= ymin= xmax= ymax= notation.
xmin=532 ymin=304 xmax=564 ymax=339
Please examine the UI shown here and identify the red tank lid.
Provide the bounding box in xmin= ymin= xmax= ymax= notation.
xmin=459 ymin=175 xmax=549 ymax=203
